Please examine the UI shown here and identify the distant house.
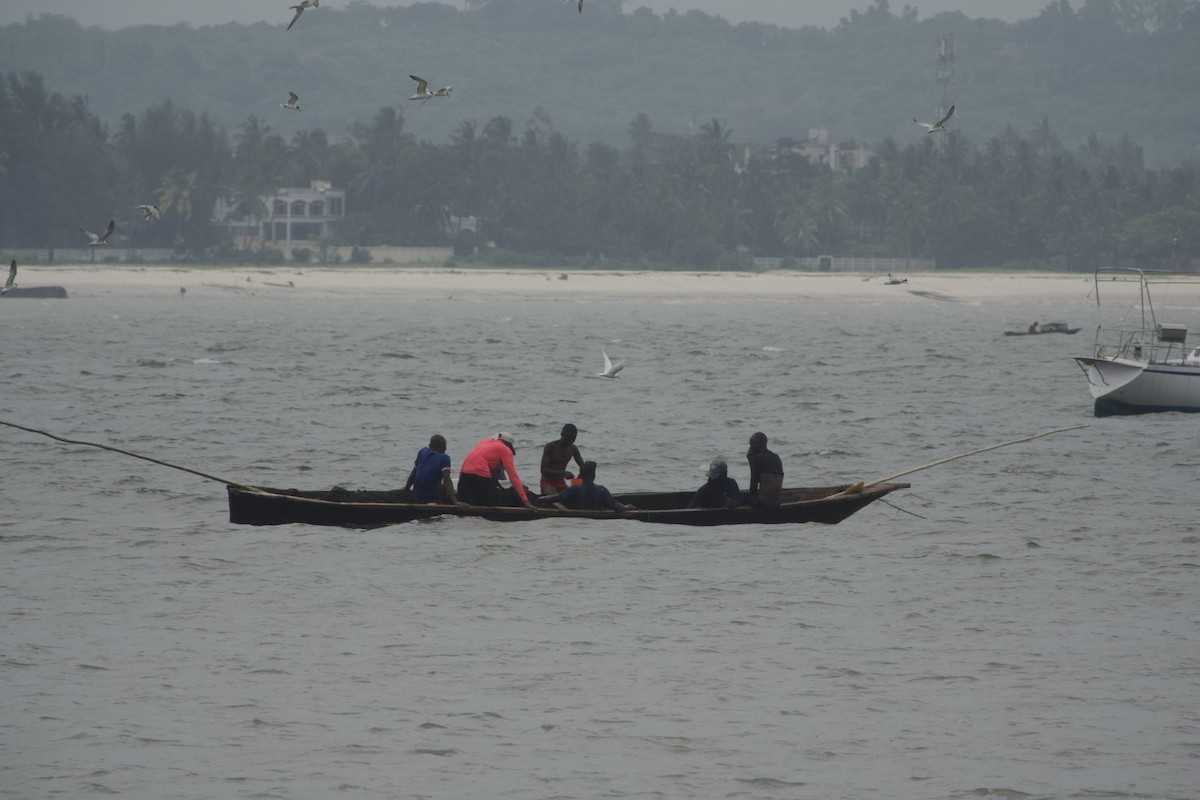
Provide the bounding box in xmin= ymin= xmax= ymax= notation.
xmin=213 ymin=180 xmax=346 ymax=247
xmin=736 ymin=129 xmax=874 ymax=173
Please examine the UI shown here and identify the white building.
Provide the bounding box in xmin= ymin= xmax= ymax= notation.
xmin=214 ymin=180 xmax=346 ymax=246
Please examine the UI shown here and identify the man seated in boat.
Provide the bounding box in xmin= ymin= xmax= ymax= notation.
xmin=1028 ymin=321 xmax=1039 ymax=333
xmin=540 ymin=423 xmax=585 ymax=495
xmin=536 ymin=461 xmax=634 ymax=512
xmin=458 ymin=432 xmax=535 ymax=509
xmin=746 ymin=431 xmax=784 ymax=508
xmin=402 ymin=434 xmax=464 ymax=506
xmin=688 ymin=458 xmax=742 ymax=509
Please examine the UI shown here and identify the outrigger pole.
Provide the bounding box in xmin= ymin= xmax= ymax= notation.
xmin=0 ymin=419 xmax=259 ymax=492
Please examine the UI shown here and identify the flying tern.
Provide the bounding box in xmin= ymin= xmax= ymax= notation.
xmin=280 ymin=91 xmax=301 ymax=111
xmin=136 ymin=204 xmax=160 ymax=220
xmin=408 ymin=75 xmax=452 ymax=106
xmin=286 ymin=0 xmax=318 ymax=31
xmin=913 ymin=104 xmax=955 ymax=133
xmin=597 ymin=350 xmax=625 ymax=379
xmin=80 ymin=220 xmax=115 ymax=246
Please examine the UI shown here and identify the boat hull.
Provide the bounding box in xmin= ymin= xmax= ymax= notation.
xmin=1075 ymin=356 xmax=1200 ymax=416
xmin=227 ymin=483 xmax=910 ymax=529
xmin=1 ymin=286 xmax=68 ymax=298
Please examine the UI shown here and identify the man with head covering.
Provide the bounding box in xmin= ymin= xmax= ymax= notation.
xmin=458 ymin=432 xmax=534 ymax=508
xmin=687 ymin=457 xmax=743 ymax=509
xmin=747 ymin=432 xmax=784 ymax=507
xmin=403 ymin=433 xmax=463 ymax=505
xmin=537 ymin=461 xmax=634 ymax=512
xmin=540 ymin=423 xmax=586 ymax=496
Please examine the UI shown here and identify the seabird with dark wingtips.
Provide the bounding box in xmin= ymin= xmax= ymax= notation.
xmin=913 ymin=104 xmax=955 ymax=133
xmin=286 ymin=0 xmax=318 ymax=31
xmin=80 ymin=220 xmax=115 ymax=246
xmin=408 ymin=75 xmax=452 ymax=106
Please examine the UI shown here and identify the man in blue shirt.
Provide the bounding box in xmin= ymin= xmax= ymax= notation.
xmin=536 ymin=461 xmax=634 ymax=512
xmin=403 ymin=434 xmax=462 ymax=505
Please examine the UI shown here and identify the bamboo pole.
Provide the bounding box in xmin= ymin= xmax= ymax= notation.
xmin=861 ymin=423 xmax=1089 ymax=490
xmin=1 ymin=419 xmax=259 ymax=491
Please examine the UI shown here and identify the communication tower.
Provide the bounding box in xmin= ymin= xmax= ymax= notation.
xmin=936 ymin=35 xmax=956 ymax=119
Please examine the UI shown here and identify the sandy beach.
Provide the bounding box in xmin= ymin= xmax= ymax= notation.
xmin=8 ymin=265 xmax=1098 ymax=302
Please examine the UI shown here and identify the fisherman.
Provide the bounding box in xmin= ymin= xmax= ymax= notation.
xmin=402 ymin=434 xmax=462 ymax=505
xmin=688 ymin=458 xmax=742 ymax=509
xmin=540 ymin=423 xmax=585 ymax=496
xmin=746 ymin=431 xmax=784 ymax=508
xmin=1029 ymin=321 xmax=1039 ymax=333
xmin=537 ymin=461 xmax=634 ymax=512
xmin=458 ymin=432 xmax=534 ymax=509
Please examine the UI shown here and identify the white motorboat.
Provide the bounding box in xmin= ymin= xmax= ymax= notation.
xmin=1074 ymin=268 xmax=1200 ymax=416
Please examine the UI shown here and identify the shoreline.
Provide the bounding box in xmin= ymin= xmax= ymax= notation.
xmin=5 ymin=265 xmax=1097 ymax=302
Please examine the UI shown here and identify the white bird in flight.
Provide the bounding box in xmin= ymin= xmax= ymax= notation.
xmin=80 ymin=220 xmax=115 ymax=246
xmin=136 ymin=204 xmax=160 ymax=220
xmin=280 ymin=91 xmax=301 ymax=111
xmin=597 ymin=350 xmax=625 ymax=379
xmin=1 ymin=259 xmax=15 ymax=295
xmin=408 ymin=75 xmax=452 ymax=106
xmin=913 ymin=104 xmax=955 ymax=133
xmin=286 ymin=0 xmax=318 ymax=31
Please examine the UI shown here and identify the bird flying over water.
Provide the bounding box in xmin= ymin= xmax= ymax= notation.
xmin=913 ymin=104 xmax=955 ymax=133
xmin=80 ymin=220 xmax=115 ymax=246
xmin=1 ymin=259 xmax=15 ymax=295
xmin=408 ymin=75 xmax=452 ymax=106
xmin=280 ymin=91 xmax=301 ymax=111
xmin=286 ymin=0 xmax=318 ymax=31
xmin=136 ymin=204 xmax=160 ymax=221
xmin=598 ymin=350 xmax=625 ymax=379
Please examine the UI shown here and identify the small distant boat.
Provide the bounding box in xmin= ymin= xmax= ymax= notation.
xmin=227 ymin=483 xmax=909 ymax=529
xmin=0 ymin=286 xmax=68 ymax=299
xmin=1074 ymin=268 xmax=1200 ymax=416
xmin=1004 ymin=321 xmax=1080 ymax=336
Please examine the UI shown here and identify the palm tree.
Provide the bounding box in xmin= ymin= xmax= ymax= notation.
xmin=774 ymin=188 xmax=821 ymax=256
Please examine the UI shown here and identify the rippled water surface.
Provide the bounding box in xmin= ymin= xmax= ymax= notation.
xmin=2 ymin=274 xmax=1197 ymax=800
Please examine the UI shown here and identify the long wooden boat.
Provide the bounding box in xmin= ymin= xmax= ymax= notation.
xmin=227 ymin=482 xmax=910 ymax=528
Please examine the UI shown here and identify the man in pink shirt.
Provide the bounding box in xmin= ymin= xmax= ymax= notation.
xmin=457 ymin=432 xmax=535 ymax=508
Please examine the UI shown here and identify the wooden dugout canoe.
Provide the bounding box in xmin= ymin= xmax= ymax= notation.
xmin=227 ymin=483 xmax=910 ymax=529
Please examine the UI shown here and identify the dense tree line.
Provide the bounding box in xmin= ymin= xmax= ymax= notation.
xmin=0 ymin=69 xmax=1197 ymax=269
xmin=2 ymin=1 xmax=1199 ymax=166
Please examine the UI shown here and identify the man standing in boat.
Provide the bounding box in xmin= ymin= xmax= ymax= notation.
xmin=402 ymin=434 xmax=463 ymax=506
xmin=458 ymin=432 xmax=535 ymax=509
xmin=540 ymin=423 xmax=586 ymax=496
xmin=746 ymin=432 xmax=784 ymax=508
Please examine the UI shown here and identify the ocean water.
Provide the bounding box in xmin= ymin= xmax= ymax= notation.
xmin=1 ymin=275 xmax=1197 ymax=800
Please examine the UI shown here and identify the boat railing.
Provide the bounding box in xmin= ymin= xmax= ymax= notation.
xmin=1093 ymin=324 xmax=1191 ymax=363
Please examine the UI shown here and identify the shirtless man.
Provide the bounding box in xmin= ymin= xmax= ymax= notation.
xmin=746 ymin=431 xmax=784 ymax=508
xmin=540 ymin=423 xmax=585 ymax=496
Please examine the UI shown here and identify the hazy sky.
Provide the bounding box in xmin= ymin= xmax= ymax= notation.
xmin=0 ymin=1 xmax=1053 ymax=30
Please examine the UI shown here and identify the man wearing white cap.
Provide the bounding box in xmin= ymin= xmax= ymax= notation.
xmin=687 ymin=458 xmax=742 ymax=509
xmin=458 ymin=432 xmax=534 ymax=508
